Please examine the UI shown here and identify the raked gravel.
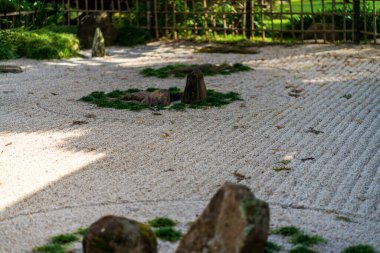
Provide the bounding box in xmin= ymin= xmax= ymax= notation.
xmin=0 ymin=42 xmax=379 ymax=253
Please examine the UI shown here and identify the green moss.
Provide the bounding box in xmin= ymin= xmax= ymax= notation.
xmin=81 ymin=87 xmax=242 ymax=111
xmin=272 ymin=167 xmax=291 ymax=171
xmin=75 ymin=227 xmax=88 ymax=236
xmin=272 ymin=226 xmax=301 ymax=236
xmin=343 ymin=94 xmax=353 ymax=99
xmin=148 ymin=217 xmax=178 ymax=228
xmin=140 ymin=63 xmax=252 ymax=79
xmin=264 ymin=241 xmax=282 ymax=253
xmin=0 ymin=28 xmax=79 ymax=60
xmin=290 ymin=233 xmax=326 ymax=246
xmin=336 ymin=216 xmax=353 ymax=223
xmin=146 ymin=87 xmax=159 ymax=92
xmin=137 ymin=223 xmax=157 ymax=248
xmin=277 ymin=160 xmax=291 ymax=165
xmin=153 ymin=227 xmax=182 ymax=242
xmin=32 ymin=243 xmax=66 ymax=253
xmin=197 ymin=45 xmax=258 ymax=54
xmin=341 ymin=245 xmax=378 ymax=253
xmin=49 ymin=233 xmax=79 ymax=244
xmin=289 ymin=245 xmax=318 ymax=253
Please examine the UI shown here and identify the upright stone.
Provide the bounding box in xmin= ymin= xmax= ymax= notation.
xmin=92 ymin=28 xmax=105 ymax=58
xmin=182 ymin=69 xmax=207 ymax=104
xmin=176 ymin=183 xmax=270 ymax=253
xmin=83 ymin=215 xmax=158 ymax=253
xmin=77 ymin=13 xmax=117 ymax=49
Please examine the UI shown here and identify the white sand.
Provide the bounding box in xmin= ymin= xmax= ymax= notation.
xmin=0 ymin=42 xmax=379 ymax=252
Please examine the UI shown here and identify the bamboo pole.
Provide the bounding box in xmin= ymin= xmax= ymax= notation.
xmin=164 ymin=0 xmax=169 ymax=37
xmin=322 ymin=0 xmax=326 ymax=43
xmin=331 ymin=0 xmax=335 ymax=42
xmin=269 ymin=0 xmax=274 ymax=41
xmin=222 ymin=0 xmax=227 ymax=38
xmin=125 ymin=0 xmax=133 ymax=25
xmin=85 ymin=0 xmax=89 ymax=15
xmin=203 ymin=0 xmax=210 ymax=40
xmin=211 ymin=0 xmax=218 ymax=39
xmin=301 ymin=0 xmax=304 ymax=42
xmin=76 ymin=0 xmax=79 ymax=24
xmin=154 ymin=0 xmax=159 ymax=38
xmin=289 ymin=0 xmax=296 ymax=41
xmin=373 ymin=0 xmax=377 ymax=44
xmin=309 ymin=0 xmax=317 ymax=43
xmin=174 ymin=1 xmax=178 ymax=39
xmin=67 ymin=0 xmax=70 ymax=26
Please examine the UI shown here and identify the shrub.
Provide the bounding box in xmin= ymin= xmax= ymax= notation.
xmin=116 ymin=22 xmax=152 ymax=46
xmin=0 ymin=28 xmax=79 ymax=59
xmin=0 ymin=38 xmax=15 ymax=60
xmin=0 ymin=0 xmax=17 ymax=14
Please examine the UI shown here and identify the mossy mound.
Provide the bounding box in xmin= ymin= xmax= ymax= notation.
xmin=197 ymin=45 xmax=258 ymax=54
xmin=80 ymin=87 xmax=242 ymax=112
xmin=0 ymin=27 xmax=79 ymax=60
xmin=141 ymin=63 xmax=252 ymax=78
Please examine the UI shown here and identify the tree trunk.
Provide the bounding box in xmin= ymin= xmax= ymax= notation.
xmin=182 ymin=69 xmax=207 ymax=104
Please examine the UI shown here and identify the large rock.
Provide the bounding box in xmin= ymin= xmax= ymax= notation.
xmin=142 ymin=89 xmax=171 ymax=107
xmin=83 ymin=215 xmax=158 ymax=253
xmin=77 ymin=12 xmax=117 ymax=49
xmin=92 ymin=28 xmax=106 ymax=57
xmin=182 ymin=69 xmax=207 ymax=104
xmin=176 ymin=183 xmax=269 ymax=253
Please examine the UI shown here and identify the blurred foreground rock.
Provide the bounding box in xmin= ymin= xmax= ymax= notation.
xmin=176 ymin=183 xmax=269 ymax=253
xmin=83 ymin=215 xmax=157 ymax=253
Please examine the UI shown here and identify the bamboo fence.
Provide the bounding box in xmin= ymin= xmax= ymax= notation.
xmin=1 ymin=0 xmax=379 ymax=44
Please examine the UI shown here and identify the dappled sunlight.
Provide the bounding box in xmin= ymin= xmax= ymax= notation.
xmin=0 ymin=130 xmax=105 ymax=212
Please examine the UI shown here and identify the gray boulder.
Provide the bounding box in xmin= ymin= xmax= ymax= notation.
xmin=176 ymin=183 xmax=270 ymax=253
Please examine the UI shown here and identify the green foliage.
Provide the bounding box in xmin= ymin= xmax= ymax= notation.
xmin=75 ymin=227 xmax=88 ymax=236
xmin=272 ymin=167 xmax=291 ymax=171
xmin=153 ymin=227 xmax=182 ymax=242
xmin=81 ymin=87 xmax=242 ymax=112
xmin=146 ymin=87 xmax=159 ymax=92
xmin=290 ymin=233 xmax=326 ymax=247
xmin=341 ymin=245 xmax=378 ymax=253
xmin=0 ymin=39 xmax=15 ymax=60
xmin=141 ymin=63 xmax=252 ymax=79
xmin=50 ymin=233 xmax=79 ymax=244
xmin=264 ymin=241 xmax=282 ymax=253
xmin=272 ymin=226 xmax=302 ymax=236
xmin=343 ymin=94 xmax=352 ymax=99
xmin=336 ymin=216 xmax=352 ymax=222
xmin=116 ymin=22 xmax=152 ymax=46
xmin=0 ymin=0 xmax=17 ymax=14
xmin=289 ymin=245 xmax=318 ymax=253
xmin=0 ymin=28 xmax=79 ymax=59
xmin=32 ymin=243 xmax=66 ymax=253
xmin=148 ymin=217 xmax=178 ymax=228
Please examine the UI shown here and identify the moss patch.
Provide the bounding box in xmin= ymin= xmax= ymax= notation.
xmin=148 ymin=217 xmax=178 ymax=228
xmin=141 ymin=63 xmax=252 ymax=78
xmin=341 ymin=245 xmax=378 ymax=253
xmin=32 ymin=244 xmax=66 ymax=253
xmin=264 ymin=241 xmax=282 ymax=253
xmin=0 ymin=28 xmax=79 ymax=60
xmin=343 ymin=94 xmax=353 ymax=99
xmin=80 ymin=87 xmax=242 ymax=111
xmin=289 ymin=245 xmax=318 ymax=253
xmin=272 ymin=226 xmax=302 ymax=236
xmin=276 ymin=160 xmax=291 ymax=165
xmin=290 ymin=233 xmax=326 ymax=246
xmin=272 ymin=166 xmax=291 ymax=171
xmin=153 ymin=227 xmax=182 ymax=242
xmin=197 ymin=45 xmax=258 ymax=54
xmin=33 ymin=228 xmax=87 ymax=253
xmin=336 ymin=216 xmax=353 ymax=223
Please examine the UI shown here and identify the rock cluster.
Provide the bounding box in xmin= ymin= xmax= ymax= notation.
xmin=83 ymin=183 xmax=269 ymax=253
xmin=92 ymin=28 xmax=106 ymax=58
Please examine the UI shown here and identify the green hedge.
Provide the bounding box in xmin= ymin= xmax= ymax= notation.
xmin=0 ymin=27 xmax=79 ymax=60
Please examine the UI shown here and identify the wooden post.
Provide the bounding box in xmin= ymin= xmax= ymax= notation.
xmin=203 ymin=0 xmax=209 ymax=41
xmin=173 ymin=1 xmax=177 ymax=39
xmin=85 ymin=0 xmax=89 ymax=15
xmin=154 ymin=0 xmax=159 ymax=38
xmin=67 ymin=0 xmax=70 ymax=26
xmin=353 ymin=0 xmax=361 ymax=43
xmin=246 ymin=0 xmax=252 ymax=39
xmin=147 ymin=0 xmax=152 ymax=34
xmin=164 ymin=0 xmax=169 ymax=37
